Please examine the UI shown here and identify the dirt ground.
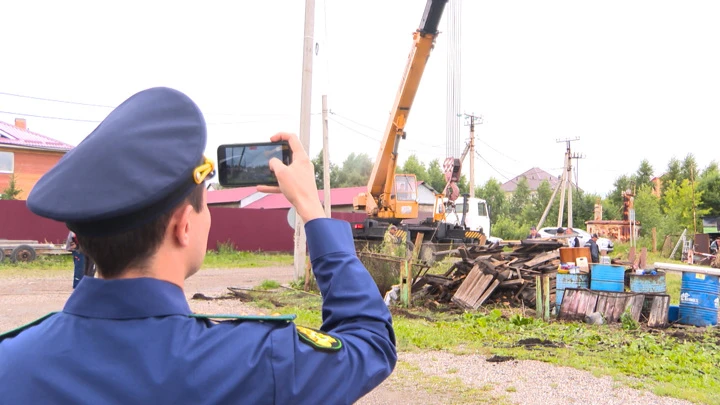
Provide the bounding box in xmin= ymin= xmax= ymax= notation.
xmin=0 ymin=267 xmax=694 ymax=405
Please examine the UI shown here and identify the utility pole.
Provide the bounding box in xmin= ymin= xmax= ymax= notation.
xmin=568 ymin=151 xmax=584 ymax=229
xmin=554 ymin=137 xmax=580 ymax=229
xmin=293 ymin=0 xmax=316 ymax=281
xmin=691 ymin=166 xmax=697 ymax=234
xmin=322 ymin=94 xmax=331 ymax=217
xmin=463 ymin=113 xmax=482 ymax=198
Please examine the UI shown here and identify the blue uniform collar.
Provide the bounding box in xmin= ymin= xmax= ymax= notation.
xmin=64 ymin=277 xmax=192 ymax=319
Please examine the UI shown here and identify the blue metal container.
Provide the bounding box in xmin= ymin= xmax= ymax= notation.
xmin=629 ymin=271 xmax=666 ymax=293
xmin=679 ymin=272 xmax=719 ymax=327
xmin=668 ymin=305 xmax=680 ymax=323
xmin=590 ymin=264 xmax=625 ymax=292
xmin=556 ymin=273 xmax=590 ymax=308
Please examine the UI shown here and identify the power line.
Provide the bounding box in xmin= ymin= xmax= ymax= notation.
xmin=327 ymin=116 xmax=381 ymax=142
xmin=476 ymin=137 xmax=522 ymax=164
xmin=329 ymin=111 xmax=382 ymax=133
xmin=0 ymin=90 xmax=297 ymax=118
xmin=476 ymin=151 xmax=512 ymax=181
xmin=0 ymin=91 xmax=114 ymax=108
xmin=330 ymin=111 xmax=444 ymax=148
xmin=0 ymin=110 xmax=300 ymax=126
xmin=0 ymin=110 xmax=102 ymax=123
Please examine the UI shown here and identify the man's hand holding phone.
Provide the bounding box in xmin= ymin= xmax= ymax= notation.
xmin=256 ymin=133 xmax=326 ymax=224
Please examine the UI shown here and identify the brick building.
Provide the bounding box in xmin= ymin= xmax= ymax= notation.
xmin=0 ymin=119 xmax=73 ymax=200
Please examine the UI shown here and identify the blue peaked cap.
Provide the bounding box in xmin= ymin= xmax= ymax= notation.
xmin=27 ymin=87 xmax=209 ymax=237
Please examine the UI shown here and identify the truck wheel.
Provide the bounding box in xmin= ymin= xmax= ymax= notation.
xmin=11 ymin=245 xmax=37 ymax=263
xmin=0 ymin=249 xmax=5 ymax=262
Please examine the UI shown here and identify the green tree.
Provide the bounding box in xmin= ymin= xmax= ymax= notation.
xmin=311 ymin=149 xmax=339 ymax=189
xmin=571 ymin=189 xmax=600 ymax=230
xmin=1 ymin=174 xmax=22 ymax=200
xmin=523 ymin=180 xmax=552 ymax=227
xmin=457 ymin=174 xmax=469 ymax=195
xmin=509 ymin=177 xmax=531 ymax=219
xmin=681 ymin=153 xmax=698 ymax=183
xmin=635 ymin=159 xmax=654 ymax=189
xmin=662 ymin=179 xmax=711 ymax=235
xmin=608 ymin=174 xmax=634 ymax=208
xmin=601 ymin=197 xmax=622 ymax=221
xmin=633 ymin=184 xmax=662 ymax=237
xmin=477 ymin=178 xmax=506 ymax=224
xmin=661 ymin=157 xmax=682 ymax=188
xmin=698 ymin=161 xmax=720 ymax=216
xmin=492 ymin=216 xmax=527 ymax=240
xmin=335 ymin=153 xmax=373 ymax=187
xmin=426 ymin=159 xmax=446 ymax=193
xmin=400 ymin=154 xmax=428 ymax=183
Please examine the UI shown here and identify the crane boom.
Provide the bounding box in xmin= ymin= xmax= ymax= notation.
xmin=353 ymin=0 xmax=448 ymax=220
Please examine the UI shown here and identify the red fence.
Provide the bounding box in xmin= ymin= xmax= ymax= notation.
xmin=0 ymin=201 xmax=366 ymax=253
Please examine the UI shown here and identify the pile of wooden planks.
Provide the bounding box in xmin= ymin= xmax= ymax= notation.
xmin=412 ymin=240 xmax=564 ymax=310
xmin=558 ymin=288 xmax=670 ymax=328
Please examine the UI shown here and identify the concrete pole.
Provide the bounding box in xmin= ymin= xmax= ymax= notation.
xmin=322 ymin=94 xmax=331 ymax=217
xmin=567 ymin=152 xmax=573 ymax=229
xmin=469 ymin=119 xmax=475 ymax=198
xmin=293 ymin=0 xmax=315 ymax=281
xmin=557 ymin=153 xmax=568 ymax=229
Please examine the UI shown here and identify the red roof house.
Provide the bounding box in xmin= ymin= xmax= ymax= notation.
xmin=0 ymin=119 xmax=74 ymax=199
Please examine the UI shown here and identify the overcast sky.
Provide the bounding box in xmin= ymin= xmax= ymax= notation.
xmin=2 ymin=0 xmax=719 ymax=197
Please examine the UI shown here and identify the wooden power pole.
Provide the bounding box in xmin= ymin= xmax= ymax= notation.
xmin=293 ymin=0 xmax=316 ymax=281
xmin=322 ymin=94 xmax=331 ymax=217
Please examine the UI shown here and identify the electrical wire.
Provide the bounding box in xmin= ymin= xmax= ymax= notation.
xmin=0 ymin=91 xmax=114 ymax=108
xmin=330 ymin=111 xmax=445 ymax=149
xmin=476 ymin=137 xmax=522 ymax=164
xmin=327 ymin=117 xmax=381 ymax=142
xmin=476 ymin=151 xmax=512 ymax=181
xmin=0 ymin=110 xmax=102 ymax=123
xmin=0 ymin=90 xmax=296 ymax=118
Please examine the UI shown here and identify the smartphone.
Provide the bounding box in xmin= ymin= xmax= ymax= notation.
xmin=217 ymin=141 xmax=292 ymax=187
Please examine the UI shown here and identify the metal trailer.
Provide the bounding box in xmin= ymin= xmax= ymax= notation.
xmin=0 ymin=239 xmax=70 ymax=263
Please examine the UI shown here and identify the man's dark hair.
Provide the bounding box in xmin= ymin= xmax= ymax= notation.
xmin=77 ymin=184 xmax=205 ymax=279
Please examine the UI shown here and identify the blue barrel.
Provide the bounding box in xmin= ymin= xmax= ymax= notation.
xmin=679 ymin=272 xmax=719 ymax=327
xmin=668 ymin=305 xmax=680 ymax=323
xmin=556 ymin=273 xmax=590 ymax=308
xmin=629 ymin=272 xmax=666 ymax=293
xmin=590 ymin=264 xmax=626 ymax=292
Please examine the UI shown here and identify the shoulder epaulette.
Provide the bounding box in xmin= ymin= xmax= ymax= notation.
xmin=189 ymin=313 xmax=297 ymax=323
xmin=0 ymin=312 xmax=59 ymax=342
xmin=295 ymin=325 xmax=343 ymax=352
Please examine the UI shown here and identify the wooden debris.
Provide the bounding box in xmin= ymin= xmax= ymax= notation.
xmin=558 ymin=288 xmax=670 ymax=328
xmin=413 ymin=240 xmax=563 ymax=309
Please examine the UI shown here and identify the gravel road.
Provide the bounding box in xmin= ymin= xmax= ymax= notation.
xmin=0 ymin=267 xmax=696 ymax=404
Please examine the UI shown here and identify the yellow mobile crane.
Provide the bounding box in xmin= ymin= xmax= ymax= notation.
xmin=352 ymin=0 xmax=485 ymax=253
xmin=352 ymin=0 xmax=447 ymax=221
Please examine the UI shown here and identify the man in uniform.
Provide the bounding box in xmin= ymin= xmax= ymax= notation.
xmin=0 ymin=87 xmax=397 ymax=404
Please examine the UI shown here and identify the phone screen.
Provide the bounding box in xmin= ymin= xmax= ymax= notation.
xmin=217 ymin=142 xmax=291 ymax=187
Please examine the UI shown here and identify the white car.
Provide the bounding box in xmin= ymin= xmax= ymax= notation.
xmin=537 ymin=227 xmax=614 ymax=253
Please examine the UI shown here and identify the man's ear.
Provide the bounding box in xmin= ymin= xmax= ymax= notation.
xmin=172 ymin=204 xmax=194 ymax=247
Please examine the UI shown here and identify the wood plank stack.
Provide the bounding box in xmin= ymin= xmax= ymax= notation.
xmin=414 ymin=240 xmax=564 ymax=309
xmin=558 ymin=288 xmax=670 ymax=328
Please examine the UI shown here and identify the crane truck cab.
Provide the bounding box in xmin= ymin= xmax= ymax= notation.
xmin=443 ymin=196 xmax=491 ymax=237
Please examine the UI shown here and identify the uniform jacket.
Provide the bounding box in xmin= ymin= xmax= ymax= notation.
xmin=0 ymin=218 xmax=397 ymax=404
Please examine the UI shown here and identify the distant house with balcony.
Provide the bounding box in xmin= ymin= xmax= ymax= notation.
xmin=0 ymin=118 xmax=73 ymax=200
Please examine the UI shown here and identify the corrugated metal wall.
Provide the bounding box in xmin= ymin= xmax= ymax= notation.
xmin=0 ymin=200 xmax=367 ymax=253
